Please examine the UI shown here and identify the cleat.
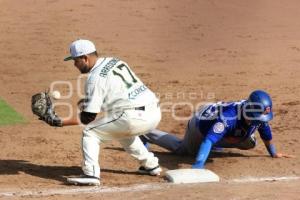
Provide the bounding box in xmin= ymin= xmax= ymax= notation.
xmin=67 ymin=174 xmax=100 ymax=186
xmin=138 ymin=165 xmax=162 ymax=176
xmin=144 ymin=142 xmax=150 ymax=150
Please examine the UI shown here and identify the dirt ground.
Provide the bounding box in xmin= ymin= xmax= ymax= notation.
xmin=0 ymin=0 xmax=299 ymax=199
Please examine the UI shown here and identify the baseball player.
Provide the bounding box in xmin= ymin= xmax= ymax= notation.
xmin=39 ymin=39 xmax=162 ymax=185
xmin=141 ymin=90 xmax=294 ymax=169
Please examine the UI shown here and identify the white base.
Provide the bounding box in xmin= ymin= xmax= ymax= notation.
xmin=165 ymin=169 xmax=220 ymax=184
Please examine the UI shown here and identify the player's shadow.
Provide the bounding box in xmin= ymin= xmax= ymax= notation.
xmin=209 ymin=151 xmax=267 ymax=158
xmin=104 ymin=147 xmax=266 ymax=170
xmin=100 ymin=168 xmax=147 ymax=176
xmin=0 ymin=160 xmax=81 ymax=184
xmin=104 ymin=147 xmax=193 ymax=170
xmin=0 ymin=159 xmax=160 ymax=183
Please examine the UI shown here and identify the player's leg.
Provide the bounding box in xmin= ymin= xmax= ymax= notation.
xmin=181 ymin=115 xmax=205 ymax=156
xmin=81 ymin=129 xmax=101 ymax=177
xmin=141 ymin=129 xmax=185 ymax=154
xmin=235 ymin=134 xmax=257 ymax=150
xmin=142 ymin=110 xmax=206 ymax=156
xmin=180 ymin=104 xmax=215 ymax=156
xmin=67 ymin=111 xmax=129 ymax=185
xmin=119 ymin=136 xmax=161 ymax=175
xmin=67 ymin=126 xmax=102 ymax=186
xmin=118 ymin=102 xmax=163 ymax=175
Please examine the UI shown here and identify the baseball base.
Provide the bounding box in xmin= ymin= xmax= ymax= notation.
xmin=165 ymin=169 xmax=220 ymax=184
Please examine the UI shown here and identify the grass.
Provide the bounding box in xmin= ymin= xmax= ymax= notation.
xmin=0 ymin=98 xmax=26 ymax=126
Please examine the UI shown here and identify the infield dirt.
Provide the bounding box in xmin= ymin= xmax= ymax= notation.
xmin=0 ymin=0 xmax=299 ymax=199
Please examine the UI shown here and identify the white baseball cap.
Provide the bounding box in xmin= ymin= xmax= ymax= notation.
xmin=64 ymin=39 xmax=96 ymax=61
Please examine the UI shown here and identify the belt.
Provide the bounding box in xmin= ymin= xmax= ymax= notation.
xmin=132 ymin=102 xmax=159 ymax=111
xmin=134 ymin=106 xmax=145 ymax=111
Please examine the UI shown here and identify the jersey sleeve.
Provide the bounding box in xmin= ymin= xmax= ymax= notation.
xmin=193 ymin=119 xmax=229 ymax=168
xmin=83 ymin=75 xmax=105 ymax=113
xmin=258 ymin=122 xmax=273 ymax=141
xmin=192 ymin=138 xmax=213 ymax=169
xmin=205 ymin=120 xmax=228 ymax=144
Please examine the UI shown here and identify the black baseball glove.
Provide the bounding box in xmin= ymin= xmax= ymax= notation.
xmin=31 ymin=92 xmax=63 ymax=127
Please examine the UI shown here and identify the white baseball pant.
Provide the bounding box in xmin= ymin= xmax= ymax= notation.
xmin=81 ymin=102 xmax=161 ymax=178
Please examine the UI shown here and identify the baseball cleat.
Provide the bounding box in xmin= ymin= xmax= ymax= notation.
xmin=138 ymin=165 xmax=162 ymax=176
xmin=144 ymin=142 xmax=150 ymax=150
xmin=67 ymin=175 xmax=100 ymax=186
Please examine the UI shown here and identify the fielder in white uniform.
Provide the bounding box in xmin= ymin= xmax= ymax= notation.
xmin=53 ymin=39 xmax=162 ymax=186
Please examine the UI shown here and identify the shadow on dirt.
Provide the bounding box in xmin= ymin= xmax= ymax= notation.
xmin=0 ymin=151 xmax=266 ymax=183
xmin=0 ymin=160 xmax=81 ymax=184
xmin=104 ymin=146 xmax=266 ymax=170
xmin=0 ymin=160 xmax=164 ymax=184
xmin=101 ymin=168 xmax=145 ymax=175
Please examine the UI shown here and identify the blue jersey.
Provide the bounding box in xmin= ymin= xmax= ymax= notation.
xmin=195 ymin=100 xmax=273 ymax=144
xmin=191 ymin=100 xmax=274 ymax=169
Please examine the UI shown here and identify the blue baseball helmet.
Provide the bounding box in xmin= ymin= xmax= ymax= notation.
xmin=244 ymin=90 xmax=273 ymax=122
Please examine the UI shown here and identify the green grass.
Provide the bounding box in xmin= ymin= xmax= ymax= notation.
xmin=0 ymin=98 xmax=26 ymax=125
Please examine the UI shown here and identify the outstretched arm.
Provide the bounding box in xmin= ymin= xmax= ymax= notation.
xmin=192 ymin=121 xmax=227 ymax=169
xmin=61 ymin=117 xmax=80 ymax=126
xmin=263 ymin=139 xmax=295 ymax=158
xmin=62 ymin=111 xmax=97 ymax=126
xmin=62 ymin=99 xmax=97 ymax=126
xmin=258 ymin=123 xmax=295 ymax=158
xmin=192 ymin=138 xmax=213 ymax=169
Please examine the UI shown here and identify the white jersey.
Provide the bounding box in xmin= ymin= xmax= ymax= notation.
xmin=83 ymin=57 xmax=159 ymax=113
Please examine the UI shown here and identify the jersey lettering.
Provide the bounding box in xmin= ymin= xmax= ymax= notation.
xmin=99 ymin=58 xmax=120 ymax=77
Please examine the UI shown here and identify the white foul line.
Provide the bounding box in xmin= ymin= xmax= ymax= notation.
xmin=0 ymin=176 xmax=299 ymax=198
xmin=0 ymin=183 xmax=162 ymax=198
xmin=230 ymin=176 xmax=300 ymax=183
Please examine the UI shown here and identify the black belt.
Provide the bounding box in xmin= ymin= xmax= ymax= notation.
xmin=133 ymin=103 xmax=159 ymax=111
xmin=134 ymin=106 xmax=145 ymax=111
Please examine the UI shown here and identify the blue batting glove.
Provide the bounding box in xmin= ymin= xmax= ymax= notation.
xmin=192 ymin=161 xmax=204 ymax=169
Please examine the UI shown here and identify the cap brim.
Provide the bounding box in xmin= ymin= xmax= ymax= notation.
xmin=64 ymin=56 xmax=73 ymax=61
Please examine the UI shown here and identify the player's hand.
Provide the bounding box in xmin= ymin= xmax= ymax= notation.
xmin=191 ymin=161 xmax=204 ymax=169
xmin=273 ymin=152 xmax=295 ymax=158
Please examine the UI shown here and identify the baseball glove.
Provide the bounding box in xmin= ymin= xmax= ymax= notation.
xmin=31 ymin=92 xmax=63 ymax=127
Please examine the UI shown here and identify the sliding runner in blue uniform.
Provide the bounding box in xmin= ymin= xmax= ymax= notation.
xmin=141 ymin=90 xmax=294 ymax=168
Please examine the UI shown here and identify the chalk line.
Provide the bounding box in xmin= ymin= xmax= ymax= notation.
xmin=0 ymin=176 xmax=299 ymax=198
